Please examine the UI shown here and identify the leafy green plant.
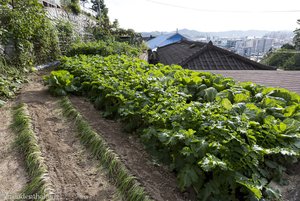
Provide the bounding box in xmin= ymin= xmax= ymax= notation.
xmin=45 ymin=54 xmax=300 ymax=201
xmin=67 ymin=40 xmax=141 ymax=57
xmin=0 ymin=62 xmax=25 ymax=104
xmin=43 ymin=70 xmax=77 ymax=96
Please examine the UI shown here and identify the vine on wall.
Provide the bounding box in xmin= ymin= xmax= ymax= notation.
xmin=0 ymin=0 xmax=60 ymax=68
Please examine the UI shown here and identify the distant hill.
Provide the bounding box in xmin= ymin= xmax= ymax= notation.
xmin=141 ymin=29 xmax=293 ymax=39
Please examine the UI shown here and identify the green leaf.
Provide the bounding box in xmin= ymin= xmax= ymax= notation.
xmin=235 ymin=174 xmax=262 ymax=199
xmin=234 ymin=93 xmax=249 ymax=103
xmin=221 ymin=98 xmax=232 ymax=110
xmin=198 ymin=154 xmax=228 ymax=172
xmin=178 ymin=165 xmax=200 ymax=190
xmin=203 ymin=87 xmax=218 ymax=102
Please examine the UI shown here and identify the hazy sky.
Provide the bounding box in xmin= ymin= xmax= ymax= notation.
xmin=103 ymin=0 xmax=300 ymax=32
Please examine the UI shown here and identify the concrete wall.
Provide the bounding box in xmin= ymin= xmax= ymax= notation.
xmin=45 ymin=7 xmax=96 ymax=37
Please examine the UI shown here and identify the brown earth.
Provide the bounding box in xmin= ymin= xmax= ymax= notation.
xmin=0 ymin=102 xmax=28 ymax=201
xmin=270 ymin=162 xmax=300 ymax=201
xmin=70 ymin=96 xmax=193 ymax=201
xmin=16 ymin=72 xmax=120 ymax=201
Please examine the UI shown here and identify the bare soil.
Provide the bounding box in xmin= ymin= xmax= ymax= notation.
xmin=270 ymin=162 xmax=300 ymax=201
xmin=17 ymin=73 xmax=120 ymax=201
xmin=70 ymin=96 xmax=193 ymax=201
xmin=0 ymin=102 xmax=28 ymax=201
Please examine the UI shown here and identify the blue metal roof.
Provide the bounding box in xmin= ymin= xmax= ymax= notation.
xmin=146 ymin=33 xmax=186 ymax=49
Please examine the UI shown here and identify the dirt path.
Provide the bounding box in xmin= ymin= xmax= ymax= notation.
xmin=271 ymin=162 xmax=300 ymax=201
xmin=0 ymin=102 xmax=28 ymax=201
xmin=17 ymin=72 xmax=120 ymax=201
xmin=70 ymin=96 xmax=193 ymax=201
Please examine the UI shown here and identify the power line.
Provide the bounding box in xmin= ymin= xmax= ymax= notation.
xmin=144 ymin=0 xmax=300 ymax=13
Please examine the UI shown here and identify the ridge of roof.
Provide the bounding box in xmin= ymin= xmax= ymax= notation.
xmin=157 ymin=39 xmax=207 ymax=65
xmin=178 ymin=43 xmax=210 ymax=66
xmin=208 ymin=45 xmax=276 ymax=70
xmin=177 ymin=41 xmax=276 ymax=70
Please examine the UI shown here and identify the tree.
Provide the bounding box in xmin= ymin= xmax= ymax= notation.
xmin=294 ymin=19 xmax=300 ymax=50
xmin=91 ymin=0 xmax=108 ymax=20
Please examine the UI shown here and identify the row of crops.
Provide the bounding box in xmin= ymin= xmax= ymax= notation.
xmin=44 ymin=54 xmax=300 ymax=201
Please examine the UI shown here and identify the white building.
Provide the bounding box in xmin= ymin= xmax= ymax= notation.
xmin=256 ymin=38 xmax=273 ymax=54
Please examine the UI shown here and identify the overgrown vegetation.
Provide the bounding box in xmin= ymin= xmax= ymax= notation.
xmin=0 ymin=0 xmax=60 ymax=67
xmin=62 ymin=0 xmax=81 ymax=15
xmin=45 ymin=54 xmax=300 ymax=201
xmin=60 ymin=97 xmax=151 ymax=201
xmin=0 ymin=0 xmax=80 ymax=106
xmin=11 ymin=103 xmax=52 ymax=201
xmin=56 ymin=19 xmax=78 ymax=55
xmin=0 ymin=60 xmax=25 ymax=107
xmin=67 ymin=40 xmax=141 ymax=57
xmin=261 ymin=46 xmax=300 ymax=70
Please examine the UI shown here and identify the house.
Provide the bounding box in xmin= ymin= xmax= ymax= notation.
xmin=152 ymin=40 xmax=276 ymax=70
xmin=146 ymin=33 xmax=187 ymax=50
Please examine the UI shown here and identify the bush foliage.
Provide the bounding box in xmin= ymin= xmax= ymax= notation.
xmin=0 ymin=0 xmax=60 ymax=67
xmin=67 ymin=40 xmax=141 ymax=57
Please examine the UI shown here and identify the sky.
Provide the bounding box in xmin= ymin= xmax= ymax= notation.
xmin=100 ymin=0 xmax=300 ymax=32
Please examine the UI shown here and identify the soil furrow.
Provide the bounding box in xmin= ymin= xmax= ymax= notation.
xmin=18 ymin=74 xmax=120 ymax=201
xmin=0 ymin=102 xmax=28 ymax=201
xmin=70 ymin=96 xmax=194 ymax=201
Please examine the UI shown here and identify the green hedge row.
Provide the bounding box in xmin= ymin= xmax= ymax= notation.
xmin=67 ymin=40 xmax=141 ymax=57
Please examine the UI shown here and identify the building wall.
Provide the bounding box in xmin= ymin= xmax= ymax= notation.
xmin=256 ymin=38 xmax=273 ymax=53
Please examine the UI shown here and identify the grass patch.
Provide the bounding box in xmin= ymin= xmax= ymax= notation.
xmin=11 ymin=103 xmax=53 ymax=201
xmin=59 ymin=97 xmax=152 ymax=201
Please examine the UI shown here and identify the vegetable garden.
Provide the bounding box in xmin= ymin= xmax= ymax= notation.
xmin=44 ymin=54 xmax=300 ymax=201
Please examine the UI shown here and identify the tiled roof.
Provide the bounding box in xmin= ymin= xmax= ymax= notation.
xmin=156 ymin=40 xmax=276 ymax=70
xmin=205 ymin=70 xmax=300 ymax=94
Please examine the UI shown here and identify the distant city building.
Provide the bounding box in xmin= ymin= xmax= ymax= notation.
xmin=144 ymin=30 xmax=293 ymax=60
xmin=256 ymin=38 xmax=273 ymax=53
